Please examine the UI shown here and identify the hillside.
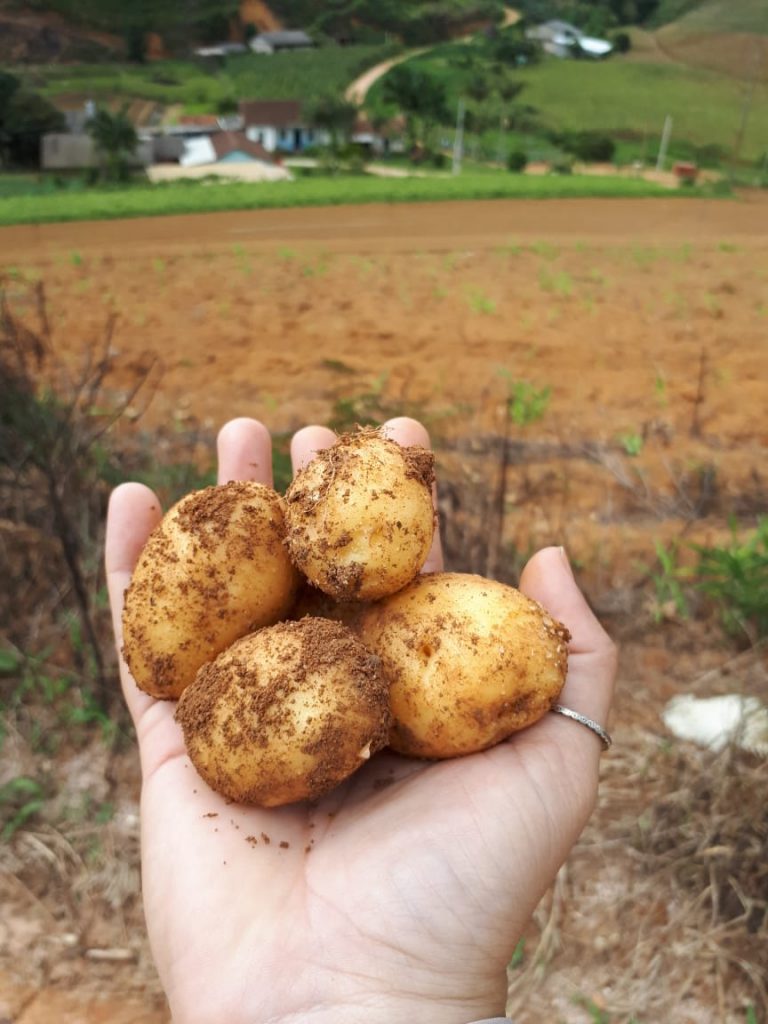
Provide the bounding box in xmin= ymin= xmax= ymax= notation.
xmin=0 ymin=0 xmax=507 ymax=62
xmin=654 ymin=0 xmax=768 ymax=82
xmin=653 ymin=0 xmax=768 ymax=32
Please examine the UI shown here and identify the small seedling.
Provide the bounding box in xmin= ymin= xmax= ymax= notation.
xmin=496 ymin=239 xmax=522 ymax=256
xmin=651 ymin=541 xmax=690 ymax=621
xmin=466 ymin=288 xmax=496 ymax=315
xmin=530 ymin=240 xmax=558 ymax=260
xmin=0 ymin=776 xmax=45 ymax=840
xmin=572 ymin=994 xmax=610 ymax=1024
xmin=70 ymin=250 xmax=83 ymax=267
xmin=718 ymin=241 xmax=739 ymax=253
xmin=619 ymin=432 xmax=643 ymax=457
xmin=653 ymin=369 xmax=668 ymax=407
xmin=498 ymin=370 xmax=551 ymax=426
xmin=539 ymin=269 xmax=573 ymax=296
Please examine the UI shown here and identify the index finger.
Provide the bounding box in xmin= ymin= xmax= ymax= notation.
xmin=105 ymin=482 xmax=163 ymax=720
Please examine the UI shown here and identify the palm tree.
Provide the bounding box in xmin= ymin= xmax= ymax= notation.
xmin=87 ymin=105 xmax=139 ymax=182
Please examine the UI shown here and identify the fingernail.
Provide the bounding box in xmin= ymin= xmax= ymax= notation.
xmin=558 ymin=546 xmax=575 ymax=579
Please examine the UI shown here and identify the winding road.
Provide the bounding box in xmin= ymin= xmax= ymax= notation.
xmin=344 ymin=6 xmax=521 ymax=106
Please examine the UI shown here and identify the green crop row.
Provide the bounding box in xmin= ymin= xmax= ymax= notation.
xmin=0 ymin=173 xmax=683 ymax=227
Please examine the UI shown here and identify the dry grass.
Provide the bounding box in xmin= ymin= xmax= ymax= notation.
xmin=507 ymin=643 xmax=768 ymax=1024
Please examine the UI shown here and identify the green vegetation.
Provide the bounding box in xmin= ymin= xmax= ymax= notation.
xmin=383 ymin=47 xmax=767 ymax=162
xmin=694 ymin=519 xmax=768 ymax=641
xmin=23 ymin=0 xmax=240 ymax=55
xmin=659 ymin=0 xmax=768 ymax=33
xmin=268 ymin=0 xmax=505 ymax=44
xmin=20 ymin=45 xmax=391 ymax=112
xmin=648 ymin=0 xmax=703 ymax=26
xmin=87 ymin=104 xmax=139 ymax=181
xmin=652 ymin=520 xmax=768 ymax=641
xmin=514 ymin=0 xmax=660 ymax=33
xmin=0 ymin=172 xmax=679 ymax=226
xmin=0 ymin=70 xmax=65 ymax=167
xmin=498 ymin=372 xmax=551 ymax=426
xmin=0 ymin=776 xmax=45 ymax=840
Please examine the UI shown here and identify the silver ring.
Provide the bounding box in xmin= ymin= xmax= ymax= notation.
xmin=550 ymin=704 xmax=612 ymax=750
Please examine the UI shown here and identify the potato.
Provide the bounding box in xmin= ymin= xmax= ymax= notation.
xmin=122 ymin=481 xmax=299 ymax=700
xmin=175 ymin=618 xmax=391 ymax=807
xmin=284 ymin=429 xmax=435 ymax=601
xmin=357 ymin=572 xmax=569 ymax=759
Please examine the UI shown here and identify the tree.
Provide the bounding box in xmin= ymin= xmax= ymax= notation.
xmin=382 ymin=65 xmax=448 ymax=153
xmin=0 ymin=81 xmax=64 ymax=168
xmin=307 ymin=94 xmax=358 ymax=154
xmin=87 ymin=106 xmax=139 ymax=182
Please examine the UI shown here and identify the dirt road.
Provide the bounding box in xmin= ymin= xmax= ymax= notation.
xmin=345 ymin=6 xmax=521 ymax=105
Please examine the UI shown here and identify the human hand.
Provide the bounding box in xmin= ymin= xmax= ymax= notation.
xmin=106 ymin=416 xmax=617 ymax=1024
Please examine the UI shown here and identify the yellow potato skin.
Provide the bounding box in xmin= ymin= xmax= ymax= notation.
xmin=285 ymin=430 xmax=435 ymax=602
xmin=122 ymin=482 xmax=300 ymax=700
xmin=175 ymin=619 xmax=391 ymax=807
xmin=357 ymin=572 xmax=569 ymax=759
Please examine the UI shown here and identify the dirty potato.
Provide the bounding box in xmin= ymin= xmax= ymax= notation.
xmin=175 ymin=618 xmax=391 ymax=807
xmin=357 ymin=572 xmax=569 ymax=759
xmin=122 ymin=482 xmax=299 ymax=700
xmin=284 ymin=429 xmax=435 ymax=602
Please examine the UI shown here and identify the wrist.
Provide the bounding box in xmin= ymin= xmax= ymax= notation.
xmin=172 ymin=994 xmax=506 ymax=1024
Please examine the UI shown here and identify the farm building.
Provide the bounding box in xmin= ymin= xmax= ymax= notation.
xmin=41 ymin=133 xmax=152 ymax=170
xmin=526 ymin=20 xmax=613 ymax=59
xmin=179 ymin=131 xmax=279 ymax=167
xmin=239 ymin=99 xmax=321 ymax=153
xmin=149 ymin=130 xmax=291 ymax=181
xmin=249 ymin=30 xmax=315 ymax=54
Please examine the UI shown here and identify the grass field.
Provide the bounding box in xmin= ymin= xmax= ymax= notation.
xmin=665 ymin=0 xmax=768 ymax=33
xmin=0 ymin=172 xmax=678 ymax=227
xmin=19 ymin=45 xmax=393 ymax=113
xmin=380 ymin=49 xmax=767 ymax=163
xmin=650 ymin=0 xmax=768 ymax=29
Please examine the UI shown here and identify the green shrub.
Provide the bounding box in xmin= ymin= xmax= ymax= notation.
xmin=507 ymin=150 xmax=527 ymax=172
xmin=613 ymin=31 xmax=631 ymax=53
xmin=566 ymin=131 xmax=616 ymax=162
xmin=693 ymin=519 xmax=768 ymax=642
xmin=651 ymin=520 xmax=768 ymax=641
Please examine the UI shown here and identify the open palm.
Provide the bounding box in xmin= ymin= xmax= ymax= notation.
xmin=106 ymin=417 xmax=617 ymax=1024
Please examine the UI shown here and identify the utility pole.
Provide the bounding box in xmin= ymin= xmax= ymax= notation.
xmin=733 ymin=37 xmax=764 ymax=165
xmin=656 ymin=114 xmax=672 ymax=172
xmin=452 ymin=98 xmax=465 ymax=175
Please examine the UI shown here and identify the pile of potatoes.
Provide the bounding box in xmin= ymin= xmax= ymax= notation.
xmin=122 ymin=429 xmax=570 ymax=807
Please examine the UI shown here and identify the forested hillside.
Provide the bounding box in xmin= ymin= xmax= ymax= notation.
xmin=4 ymin=0 xmax=507 ymax=49
xmin=267 ymin=0 xmax=505 ymax=43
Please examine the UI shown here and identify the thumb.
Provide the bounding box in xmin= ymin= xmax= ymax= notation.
xmin=519 ymin=546 xmax=617 ymax=733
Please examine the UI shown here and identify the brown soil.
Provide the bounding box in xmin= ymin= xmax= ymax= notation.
xmin=1 ymin=197 xmax=767 ymax=1022
xmin=0 ymin=5 xmax=123 ymax=63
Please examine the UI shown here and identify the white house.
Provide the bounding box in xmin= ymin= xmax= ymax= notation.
xmin=249 ymin=30 xmax=315 ymax=54
xmin=526 ymin=20 xmax=613 ymax=59
xmin=239 ymin=99 xmax=320 ymax=153
xmin=149 ymin=130 xmax=292 ymax=181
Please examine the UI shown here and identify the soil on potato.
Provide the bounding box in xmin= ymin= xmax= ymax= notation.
xmin=1 ymin=197 xmax=767 ymax=1023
